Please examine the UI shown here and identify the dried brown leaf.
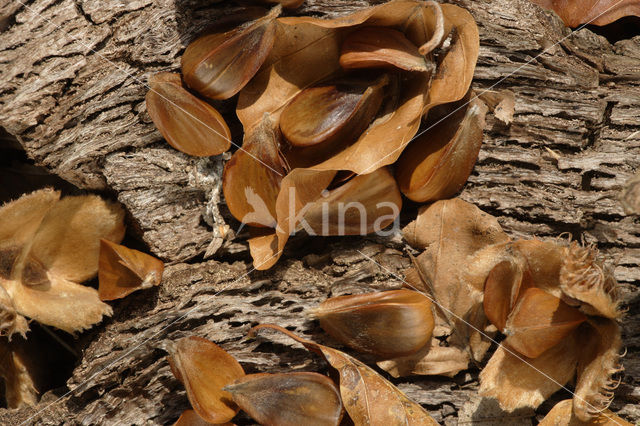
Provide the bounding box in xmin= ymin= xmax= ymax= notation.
xmin=225 ymin=372 xmax=343 ymax=426
xmin=146 ymin=73 xmax=231 ymax=157
xmin=167 ymin=336 xmax=245 ymax=424
xmin=98 ymin=239 xmax=164 ymax=301
xmin=250 ymin=324 xmax=438 ymax=425
xmin=398 ymin=199 xmax=509 ymax=375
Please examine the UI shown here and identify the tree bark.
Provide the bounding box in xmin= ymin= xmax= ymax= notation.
xmin=0 ymin=0 xmax=639 ymax=424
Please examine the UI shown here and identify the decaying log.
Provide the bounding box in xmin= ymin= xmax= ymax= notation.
xmin=0 ymin=0 xmax=639 ymax=424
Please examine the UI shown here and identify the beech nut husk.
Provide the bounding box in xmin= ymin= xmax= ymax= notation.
xmin=279 ymin=75 xmax=388 ymax=153
xmin=181 ymin=6 xmax=280 ymax=100
xmin=145 ymin=72 xmax=231 ymax=157
xmin=224 ymin=372 xmax=343 ymax=426
xmin=98 ymin=239 xmax=164 ymax=301
xmin=167 ymin=336 xmax=245 ymax=424
xmin=311 ymin=289 xmax=434 ymax=358
xmin=340 ymin=26 xmax=429 ymax=72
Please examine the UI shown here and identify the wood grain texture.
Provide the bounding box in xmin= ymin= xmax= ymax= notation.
xmin=0 ymin=0 xmax=639 ymax=424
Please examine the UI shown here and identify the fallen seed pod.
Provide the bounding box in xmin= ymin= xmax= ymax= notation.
xmin=279 ymin=75 xmax=388 ymax=151
xmin=224 ymin=372 xmax=343 ymax=426
xmin=340 ymin=27 xmax=429 ymax=72
xmin=174 ymin=409 xmax=224 ymax=426
xmin=181 ymin=6 xmax=280 ymax=100
xmin=167 ymin=337 xmax=245 ymax=424
xmin=146 ymin=73 xmax=231 ymax=156
xmin=396 ymin=93 xmax=487 ymax=202
xmin=503 ymin=287 xmax=586 ymax=359
xmin=483 ymin=254 xmax=532 ymax=332
xmin=311 ymin=289 xmax=434 ymax=358
xmin=98 ymin=239 xmax=164 ymax=301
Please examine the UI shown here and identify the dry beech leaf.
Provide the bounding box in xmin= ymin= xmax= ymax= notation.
xmin=396 ymin=198 xmax=509 ymax=375
xmin=311 ymin=289 xmax=434 ymax=358
xmin=174 ymin=409 xmax=230 ymax=426
xmin=396 ymin=92 xmax=487 ymax=202
xmin=167 ymin=336 xmax=245 ymax=424
xmin=0 ymin=189 xmax=124 ymax=334
xmin=181 ymin=6 xmax=280 ymax=100
xmin=339 ymin=27 xmax=429 ymax=71
xmin=224 ymin=372 xmax=343 ymax=426
xmin=98 ymin=239 xmax=164 ymax=301
xmin=529 ymin=0 xmax=640 ymax=27
xmin=503 ymin=287 xmax=586 ymax=359
xmin=539 ymin=399 xmax=632 ymax=426
xmin=236 ymin=0 xmax=473 ymax=175
xmin=248 ymin=167 xmax=401 ymax=270
xmin=249 ymin=324 xmax=438 ymax=425
xmin=146 ymin=73 xmax=231 ymax=157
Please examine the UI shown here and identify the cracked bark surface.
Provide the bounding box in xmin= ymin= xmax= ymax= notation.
xmin=0 ymin=0 xmax=639 ymax=424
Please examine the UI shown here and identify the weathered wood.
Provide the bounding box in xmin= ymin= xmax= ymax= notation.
xmin=0 ymin=0 xmax=639 ymax=424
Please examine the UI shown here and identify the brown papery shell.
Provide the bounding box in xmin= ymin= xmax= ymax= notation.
xmin=146 ymin=73 xmax=231 ymax=156
xmin=279 ymin=75 xmax=387 ymax=149
xmin=396 ymin=93 xmax=487 ymax=202
xmin=225 ymin=372 xmax=343 ymax=426
xmin=504 ymin=287 xmax=586 ymax=359
xmin=483 ymin=253 xmax=532 ymax=332
xmin=181 ymin=6 xmax=279 ymax=100
xmin=339 ymin=26 xmax=429 ymax=71
xmin=222 ymin=114 xmax=287 ymax=227
xmin=167 ymin=337 xmax=244 ymax=424
xmin=98 ymin=239 xmax=164 ymax=301
xmin=313 ymin=289 xmax=434 ymax=358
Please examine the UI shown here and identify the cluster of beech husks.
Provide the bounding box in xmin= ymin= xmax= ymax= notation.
xmin=306 ymin=198 xmax=627 ymax=423
xmin=0 ymin=189 xmax=164 ymax=408
xmin=145 ymin=0 xmax=497 ymax=270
